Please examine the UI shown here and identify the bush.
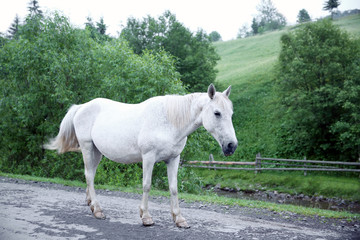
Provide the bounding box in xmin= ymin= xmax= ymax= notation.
xmin=0 ymin=12 xmax=187 ymax=186
xmin=276 ymin=19 xmax=360 ymax=161
xmin=121 ymin=11 xmax=220 ymax=92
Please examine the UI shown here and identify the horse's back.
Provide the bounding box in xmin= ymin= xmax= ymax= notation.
xmin=75 ymin=98 xmax=146 ymax=163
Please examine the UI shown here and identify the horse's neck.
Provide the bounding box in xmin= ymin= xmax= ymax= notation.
xmin=165 ymin=93 xmax=208 ymax=138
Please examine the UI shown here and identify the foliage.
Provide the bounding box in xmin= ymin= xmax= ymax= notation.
xmin=85 ymin=16 xmax=111 ymax=42
xmin=251 ymin=18 xmax=259 ymax=35
xmin=96 ymin=17 xmax=107 ymax=35
xmin=209 ymin=31 xmax=222 ymax=42
xmin=297 ymin=9 xmax=311 ymax=23
xmin=7 ymin=14 xmax=21 ymax=39
xmin=323 ymin=0 xmax=341 ymax=19
xmin=0 ymin=11 xmax=187 ymax=187
xmin=27 ymin=0 xmax=43 ymax=18
xmin=121 ymin=10 xmax=220 ymax=92
xmin=252 ymin=0 xmax=287 ymax=34
xmin=276 ymin=19 xmax=360 ymax=162
xmin=237 ymin=24 xmax=251 ymax=39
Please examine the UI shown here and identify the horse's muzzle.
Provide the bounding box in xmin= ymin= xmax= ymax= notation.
xmin=222 ymin=142 xmax=237 ymax=156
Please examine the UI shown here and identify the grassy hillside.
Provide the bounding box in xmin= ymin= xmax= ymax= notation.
xmin=212 ymin=14 xmax=360 ymax=161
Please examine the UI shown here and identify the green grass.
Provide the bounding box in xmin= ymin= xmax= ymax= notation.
xmin=1 ymin=172 xmax=359 ymax=220
xmin=334 ymin=14 xmax=360 ymax=36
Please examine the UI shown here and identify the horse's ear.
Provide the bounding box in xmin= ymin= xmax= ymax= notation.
xmin=223 ymin=85 xmax=231 ymax=97
xmin=208 ymin=84 xmax=216 ymax=99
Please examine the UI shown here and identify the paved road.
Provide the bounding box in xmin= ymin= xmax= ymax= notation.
xmin=0 ymin=177 xmax=359 ymax=239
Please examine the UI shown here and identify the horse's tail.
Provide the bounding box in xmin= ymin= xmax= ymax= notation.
xmin=44 ymin=104 xmax=82 ymax=154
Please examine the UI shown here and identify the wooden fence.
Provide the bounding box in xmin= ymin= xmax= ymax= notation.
xmin=182 ymin=153 xmax=360 ymax=175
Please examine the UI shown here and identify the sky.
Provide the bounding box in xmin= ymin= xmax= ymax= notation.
xmin=1 ymin=0 xmax=359 ymax=41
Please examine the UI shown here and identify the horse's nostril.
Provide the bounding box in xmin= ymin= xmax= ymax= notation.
xmin=228 ymin=142 xmax=234 ymax=149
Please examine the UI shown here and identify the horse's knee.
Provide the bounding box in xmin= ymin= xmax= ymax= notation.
xmin=169 ymin=186 xmax=178 ymax=196
xmin=143 ymin=183 xmax=151 ymax=193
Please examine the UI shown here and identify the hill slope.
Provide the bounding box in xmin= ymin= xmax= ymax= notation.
xmin=213 ymin=14 xmax=360 ymax=161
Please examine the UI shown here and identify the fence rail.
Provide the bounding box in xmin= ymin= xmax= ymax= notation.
xmin=183 ymin=153 xmax=360 ymax=174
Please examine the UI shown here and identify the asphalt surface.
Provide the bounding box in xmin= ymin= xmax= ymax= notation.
xmin=0 ymin=177 xmax=359 ymax=240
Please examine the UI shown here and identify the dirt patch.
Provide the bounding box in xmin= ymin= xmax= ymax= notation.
xmin=0 ymin=177 xmax=359 ymax=240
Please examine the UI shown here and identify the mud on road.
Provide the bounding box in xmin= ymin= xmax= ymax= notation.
xmin=0 ymin=177 xmax=359 ymax=240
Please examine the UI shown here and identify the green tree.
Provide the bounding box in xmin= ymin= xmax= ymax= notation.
xmin=121 ymin=11 xmax=220 ymax=92
xmin=276 ymin=20 xmax=360 ymax=162
xmin=256 ymin=0 xmax=286 ymax=32
xmin=237 ymin=24 xmax=250 ymax=38
xmin=0 ymin=33 xmax=7 ymax=47
xmin=323 ymin=0 xmax=341 ymax=19
xmin=85 ymin=16 xmax=111 ymax=42
xmin=209 ymin=31 xmax=221 ymax=42
xmin=28 ymin=0 xmax=43 ymax=17
xmin=297 ymin=9 xmax=311 ymax=23
xmin=7 ymin=14 xmax=21 ymax=39
xmin=0 ymin=11 xmax=185 ymax=181
xmin=96 ymin=17 xmax=106 ymax=35
xmin=251 ymin=17 xmax=259 ymax=35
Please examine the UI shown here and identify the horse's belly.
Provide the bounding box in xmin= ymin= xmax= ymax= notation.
xmin=91 ymin=110 xmax=143 ymax=164
xmin=94 ymin=137 xmax=142 ymax=164
xmin=111 ymin=152 xmax=142 ymax=164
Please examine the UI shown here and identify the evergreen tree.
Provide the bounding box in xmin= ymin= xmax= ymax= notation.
xmin=96 ymin=17 xmax=107 ymax=35
xmin=28 ymin=0 xmax=43 ymax=17
xmin=323 ymin=0 xmax=341 ymax=19
xmin=251 ymin=17 xmax=259 ymax=34
xmin=8 ymin=15 xmax=21 ymax=39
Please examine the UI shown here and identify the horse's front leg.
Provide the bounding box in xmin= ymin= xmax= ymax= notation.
xmin=167 ymin=156 xmax=189 ymax=228
xmin=140 ymin=153 xmax=156 ymax=226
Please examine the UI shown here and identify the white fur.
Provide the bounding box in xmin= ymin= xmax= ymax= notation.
xmin=44 ymin=85 xmax=237 ymax=227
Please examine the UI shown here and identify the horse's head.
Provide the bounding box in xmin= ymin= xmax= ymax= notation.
xmin=201 ymin=84 xmax=238 ymax=156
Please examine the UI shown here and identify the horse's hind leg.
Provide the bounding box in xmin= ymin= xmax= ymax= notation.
xmin=140 ymin=152 xmax=156 ymax=226
xmin=81 ymin=141 xmax=105 ymax=219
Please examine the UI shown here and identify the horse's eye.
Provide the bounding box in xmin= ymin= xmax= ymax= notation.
xmin=214 ymin=111 xmax=221 ymax=118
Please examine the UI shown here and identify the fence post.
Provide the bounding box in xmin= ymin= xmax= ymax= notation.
xmin=303 ymin=156 xmax=307 ymax=176
xmin=209 ymin=154 xmax=215 ymax=170
xmin=255 ymin=153 xmax=261 ymax=174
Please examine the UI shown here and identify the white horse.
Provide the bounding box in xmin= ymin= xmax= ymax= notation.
xmin=45 ymin=84 xmax=237 ymax=228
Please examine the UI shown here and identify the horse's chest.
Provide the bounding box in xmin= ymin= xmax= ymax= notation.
xmin=158 ymin=139 xmax=186 ymax=161
xmin=139 ymin=132 xmax=187 ymax=162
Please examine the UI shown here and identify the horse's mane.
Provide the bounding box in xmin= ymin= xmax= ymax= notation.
xmin=165 ymin=92 xmax=233 ymax=129
xmin=165 ymin=93 xmax=200 ymax=129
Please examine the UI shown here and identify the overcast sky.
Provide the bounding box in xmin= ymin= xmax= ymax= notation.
xmin=1 ymin=0 xmax=359 ymax=41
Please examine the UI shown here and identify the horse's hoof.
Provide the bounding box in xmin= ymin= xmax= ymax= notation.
xmin=94 ymin=211 xmax=106 ymax=219
xmin=176 ymin=220 xmax=190 ymax=228
xmin=142 ymin=217 xmax=154 ymax=226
